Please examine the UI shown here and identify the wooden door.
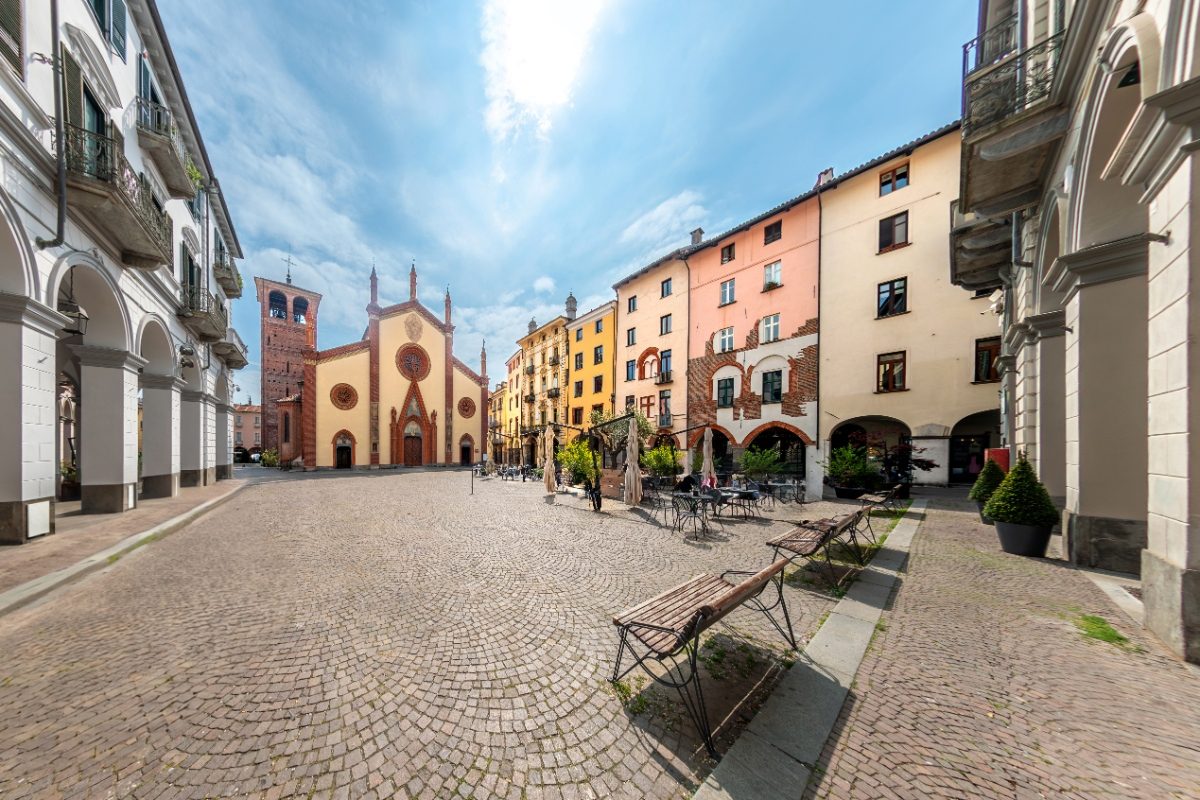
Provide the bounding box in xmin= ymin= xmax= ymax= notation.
xmin=403 ymin=436 xmax=422 ymax=466
xmin=335 ymin=445 xmax=352 ymax=469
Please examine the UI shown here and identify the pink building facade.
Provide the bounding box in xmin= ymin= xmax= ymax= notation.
xmin=685 ymin=198 xmax=822 ymax=497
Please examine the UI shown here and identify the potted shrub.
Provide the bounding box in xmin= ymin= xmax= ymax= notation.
xmin=967 ymin=459 xmax=1005 ymax=524
xmin=983 ymin=453 xmax=1059 ymax=557
xmin=738 ymin=444 xmax=783 ymax=484
xmin=59 ymin=462 xmax=80 ymax=501
xmin=824 ymin=445 xmax=879 ymax=499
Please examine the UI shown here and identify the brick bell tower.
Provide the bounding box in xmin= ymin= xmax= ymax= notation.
xmin=254 ymin=273 xmax=322 ymax=452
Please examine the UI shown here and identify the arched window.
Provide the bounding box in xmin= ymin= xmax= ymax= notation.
xmin=640 ymin=356 xmax=659 ymax=380
xmin=293 ymin=297 xmax=309 ymax=324
xmin=283 ymin=412 xmax=291 ymax=443
xmin=268 ymin=291 xmax=287 ymax=319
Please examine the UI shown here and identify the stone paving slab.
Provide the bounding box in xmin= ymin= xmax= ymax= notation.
xmin=803 ymin=494 xmax=1200 ymax=800
xmin=0 ymin=472 xmax=852 ymax=799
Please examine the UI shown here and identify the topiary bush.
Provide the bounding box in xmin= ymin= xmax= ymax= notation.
xmin=968 ymin=459 xmax=1005 ymax=504
xmin=983 ymin=454 xmax=1059 ymax=528
xmin=640 ymin=444 xmax=679 ymax=478
xmin=557 ymin=439 xmax=598 ymax=485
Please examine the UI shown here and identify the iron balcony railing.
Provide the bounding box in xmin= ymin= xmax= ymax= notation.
xmin=658 ymin=414 xmax=673 ymax=428
xmin=546 ymin=387 xmax=561 ymax=399
xmin=525 ymin=394 xmax=536 ymax=403
xmin=962 ymin=31 xmax=1064 ymax=137
xmin=655 ymin=370 xmax=673 ymax=385
xmin=962 ymin=13 xmax=1019 ymax=77
xmin=63 ymin=124 xmax=172 ymax=258
xmin=212 ymin=252 xmax=242 ymax=298
xmin=178 ymin=284 xmax=228 ymax=340
xmin=548 ymin=355 xmax=560 ymax=367
xmin=524 ymin=365 xmax=535 ymax=375
xmin=135 ymin=97 xmax=187 ymax=164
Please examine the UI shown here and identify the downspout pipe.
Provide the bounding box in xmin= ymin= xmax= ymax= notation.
xmin=37 ymin=0 xmax=66 ymax=250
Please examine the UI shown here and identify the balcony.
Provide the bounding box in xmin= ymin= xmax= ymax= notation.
xmin=63 ymin=125 xmax=172 ymax=269
xmin=548 ymin=355 xmax=560 ymax=367
xmin=178 ymin=285 xmax=228 ymax=342
xmin=134 ymin=97 xmax=196 ymax=200
xmin=212 ymin=326 xmax=248 ymax=370
xmin=654 ymin=370 xmax=673 ymax=385
xmin=546 ymin=387 xmax=561 ymax=399
xmin=524 ymin=365 xmax=535 ymax=375
xmin=213 ymin=252 xmax=243 ymax=298
xmin=962 ymin=14 xmax=1018 ymax=79
xmin=963 ymin=32 xmax=1064 ymax=139
xmin=949 ymin=200 xmax=1010 ymax=290
xmin=658 ymin=414 xmax=673 ymax=428
xmin=525 ymin=394 xmax=535 ymax=403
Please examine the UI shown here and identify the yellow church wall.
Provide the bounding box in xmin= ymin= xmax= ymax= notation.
xmin=314 ymin=349 xmax=371 ymax=467
xmin=452 ymin=366 xmax=483 ymax=463
xmin=378 ymin=311 xmax=448 ymax=464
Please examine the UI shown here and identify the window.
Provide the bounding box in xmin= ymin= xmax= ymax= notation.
xmin=626 ymin=328 xmax=636 ymax=346
xmin=877 ymin=277 xmax=908 ymax=317
xmin=254 ymin=432 xmax=261 ymax=444
xmin=659 ymin=314 xmax=672 ymax=335
xmin=763 ymin=261 xmax=781 ymax=290
xmin=575 ymin=328 xmax=583 ymax=342
xmin=661 ymin=277 xmax=672 ymax=297
xmin=878 ymin=351 xmax=906 ymax=392
xmin=761 ymin=313 xmax=781 ymax=343
xmin=235 ymin=432 xmax=243 ymax=445
xmin=639 ymin=395 xmax=654 ymax=419
xmin=574 ymin=353 xmax=583 ymax=370
xmin=268 ymin=291 xmax=287 ymax=319
xmin=640 ymin=355 xmax=658 ymax=380
xmin=660 ymin=349 xmax=672 ymax=375
xmin=716 ymin=327 xmax=734 ymax=353
xmin=974 ymin=337 xmax=1001 ymax=382
xmin=595 ymin=319 xmax=603 ymax=333
xmin=625 ymin=395 xmax=635 ymax=409
xmin=292 ymin=297 xmax=308 ymax=325
xmin=879 ymin=212 xmax=909 ymax=251
xmin=593 ymin=375 xmax=603 ymax=393
xmin=658 ymin=390 xmax=672 ymax=426
xmin=574 ymin=380 xmax=583 ymax=398
xmin=282 ymin=413 xmax=291 ymax=444
xmin=88 ymin=0 xmax=127 ymax=59
xmin=236 ymin=415 xmax=243 ymax=426
xmin=719 ymin=278 xmax=735 ymax=306
xmin=717 ymin=377 xmax=734 ymax=408
xmin=255 ymin=416 xmax=260 ymax=427
xmin=572 ymin=408 xmax=583 ymax=425
xmin=593 ymin=345 xmax=603 ymax=364
xmin=626 ymin=360 xmax=636 ymax=381
xmin=720 ymin=243 xmax=735 ymax=264
xmin=762 ymin=370 xmax=782 ymax=403
xmin=879 ymin=163 xmax=909 ymax=195
xmin=628 ymin=295 xmax=638 ymax=312
xmin=592 ymin=403 xmax=604 ymax=416
xmin=0 ymin=0 xmax=23 ymax=75
xmin=764 ymin=220 xmax=782 ymax=244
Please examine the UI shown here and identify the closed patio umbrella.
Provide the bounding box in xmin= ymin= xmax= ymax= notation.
xmin=544 ymin=426 xmax=556 ymax=493
xmin=702 ymin=427 xmax=716 ymax=487
xmin=624 ymin=419 xmax=642 ymax=506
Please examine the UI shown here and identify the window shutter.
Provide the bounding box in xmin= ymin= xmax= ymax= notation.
xmin=61 ymin=47 xmax=83 ymax=128
xmin=0 ymin=0 xmax=21 ymax=75
xmin=110 ymin=0 xmax=127 ymax=58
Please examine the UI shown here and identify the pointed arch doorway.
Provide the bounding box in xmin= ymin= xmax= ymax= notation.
xmin=390 ymin=382 xmax=434 ymax=466
xmin=403 ymin=421 xmax=423 ymax=466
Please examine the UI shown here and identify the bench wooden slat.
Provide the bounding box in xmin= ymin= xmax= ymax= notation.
xmin=702 ymin=559 xmax=788 ymax=624
xmin=614 ymin=574 xmax=732 ymax=654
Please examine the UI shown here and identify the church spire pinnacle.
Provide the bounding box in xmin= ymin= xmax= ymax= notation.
xmin=369 ymin=259 xmax=378 ymax=306
xmin=409 ymin=260 xmax=417 ymax=301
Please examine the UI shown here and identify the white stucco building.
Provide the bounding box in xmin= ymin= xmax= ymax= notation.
xmin=0 ymin=0 xmax=247 ymax=543
xmin=951 ymin=0 xmax=1200 ymax=661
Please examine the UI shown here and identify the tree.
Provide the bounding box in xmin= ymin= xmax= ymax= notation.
xmin=556 ymin=439 xmax=599 ymax=485
xmin=983 ymin=453 xmax=1059 ymax=527
xmin=968 ymin=459 xmax=1005 ymax=504
xmin=640 ymin=444 xmax=680 ymax=478
xmin=739 ymin=444 xmax=783 ymax=481
xmin=588 ymin=408 xmax=653 ymax=452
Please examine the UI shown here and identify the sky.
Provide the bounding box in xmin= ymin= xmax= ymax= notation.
xmin=157 ymin=0 xmax=976 ymax=405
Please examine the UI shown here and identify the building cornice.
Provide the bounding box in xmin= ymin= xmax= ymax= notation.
xmin=68 ymin=344 xmax=147 ymax=371
xmin=0 ymin=292 xmax=69 ymax=336
xmin=1025 ymin=309 xmax=1067 ymax=340
xmin=1046 ymin=233 xmax=1161 ymax=300
xmin=141 ymin=374 xmax=187 ymax=391
xmin=377 ymin=299 xmax=452 ymax=334
xmin=567 ymin=300 xmax=617 ymax=330
xmin=1004 ymin=321 xmax=1033 ymax=352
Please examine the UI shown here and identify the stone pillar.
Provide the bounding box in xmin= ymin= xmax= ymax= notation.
xmin=215 ymin=402 xmax=233 ymax=480
xmin=70 ymin=345 xmax=145 ymax=514
xmin=1028 ymin=311 xmax=1066 ymax=502
xmin=140 ymin=374 xmax=183 ymax=499
xmin=1048 ymin=237 xmax=1150 ymax=574
xmin=0 ymin=294 xmax=67 ymax=542
xmin=180 ymin=389 xmax=206 ymax=486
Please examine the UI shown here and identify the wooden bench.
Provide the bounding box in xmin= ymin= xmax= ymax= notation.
xmin=611 ymin=559 xmax=797 ymax=755
xmin=859 ymin=484 xmax=902 ymax=542
xmin=767 ymin=509 xmax=867 ymax=585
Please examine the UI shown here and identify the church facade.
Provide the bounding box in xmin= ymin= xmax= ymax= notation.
xmin=279 ymin=266 xmax=488 ymax=469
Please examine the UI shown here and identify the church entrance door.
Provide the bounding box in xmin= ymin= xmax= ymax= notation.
xmin=404 ymin=436 xmax=422 ymax=466
xmin=335 ymin=445 xmax=352 ymax=469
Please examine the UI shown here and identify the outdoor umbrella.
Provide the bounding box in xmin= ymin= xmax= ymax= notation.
xmin=544 ymin=426 xmax=556 ymax=493
xmin=702 ymin=427 xmax=716 ymax=487
xmin=624 ymin=419 xmax=642 ymax=506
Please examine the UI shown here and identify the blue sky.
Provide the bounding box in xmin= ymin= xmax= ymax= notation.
xmin=158 ymin=0 xmax=975 ymax=404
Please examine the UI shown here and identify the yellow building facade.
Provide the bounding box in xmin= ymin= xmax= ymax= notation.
xmin=516 ymin=295 xmax=575 ymax=464
xmin=291 ymin=266 xmax=488 ymax=469
xmin=566 ymin=301 xmax=616 ymax=428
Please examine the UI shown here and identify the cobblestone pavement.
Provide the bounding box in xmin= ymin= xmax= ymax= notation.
xmin=0 ymin=472 xmax=841 ymax=799
xmin=805 ymin=494 xmax=1200 ymax=800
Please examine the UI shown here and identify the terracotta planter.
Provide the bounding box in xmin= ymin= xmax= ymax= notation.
xmin=994 ymin=521 xmax=1052 ymax=557
xmin=976 ymin=500 xmax=992 ymax=525
xmin=833 ymin=485 xmax=866 ymax=500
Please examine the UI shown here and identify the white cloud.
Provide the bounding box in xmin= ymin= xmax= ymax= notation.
xmin=480 ymin=0 xmax=609 ymax=142
xmin=532 ymin=275 xmax=556 ymax=293
xmin=619 ymin=189 xmax=707 ymax=249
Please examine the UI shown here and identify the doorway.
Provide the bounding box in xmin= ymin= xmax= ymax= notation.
xmin=403 ymin=421 xmax=423 ymax=466
xmin=335 ymin=445 xmax=352 ymax=469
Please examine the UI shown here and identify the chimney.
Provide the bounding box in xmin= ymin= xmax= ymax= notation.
xmin=690 ymin=227 xmax=704 ymax=245
xmin=815 ymin=167 xmax=835 ymax=188
xmin=565 ymin=292 xmax=577 ymax=321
